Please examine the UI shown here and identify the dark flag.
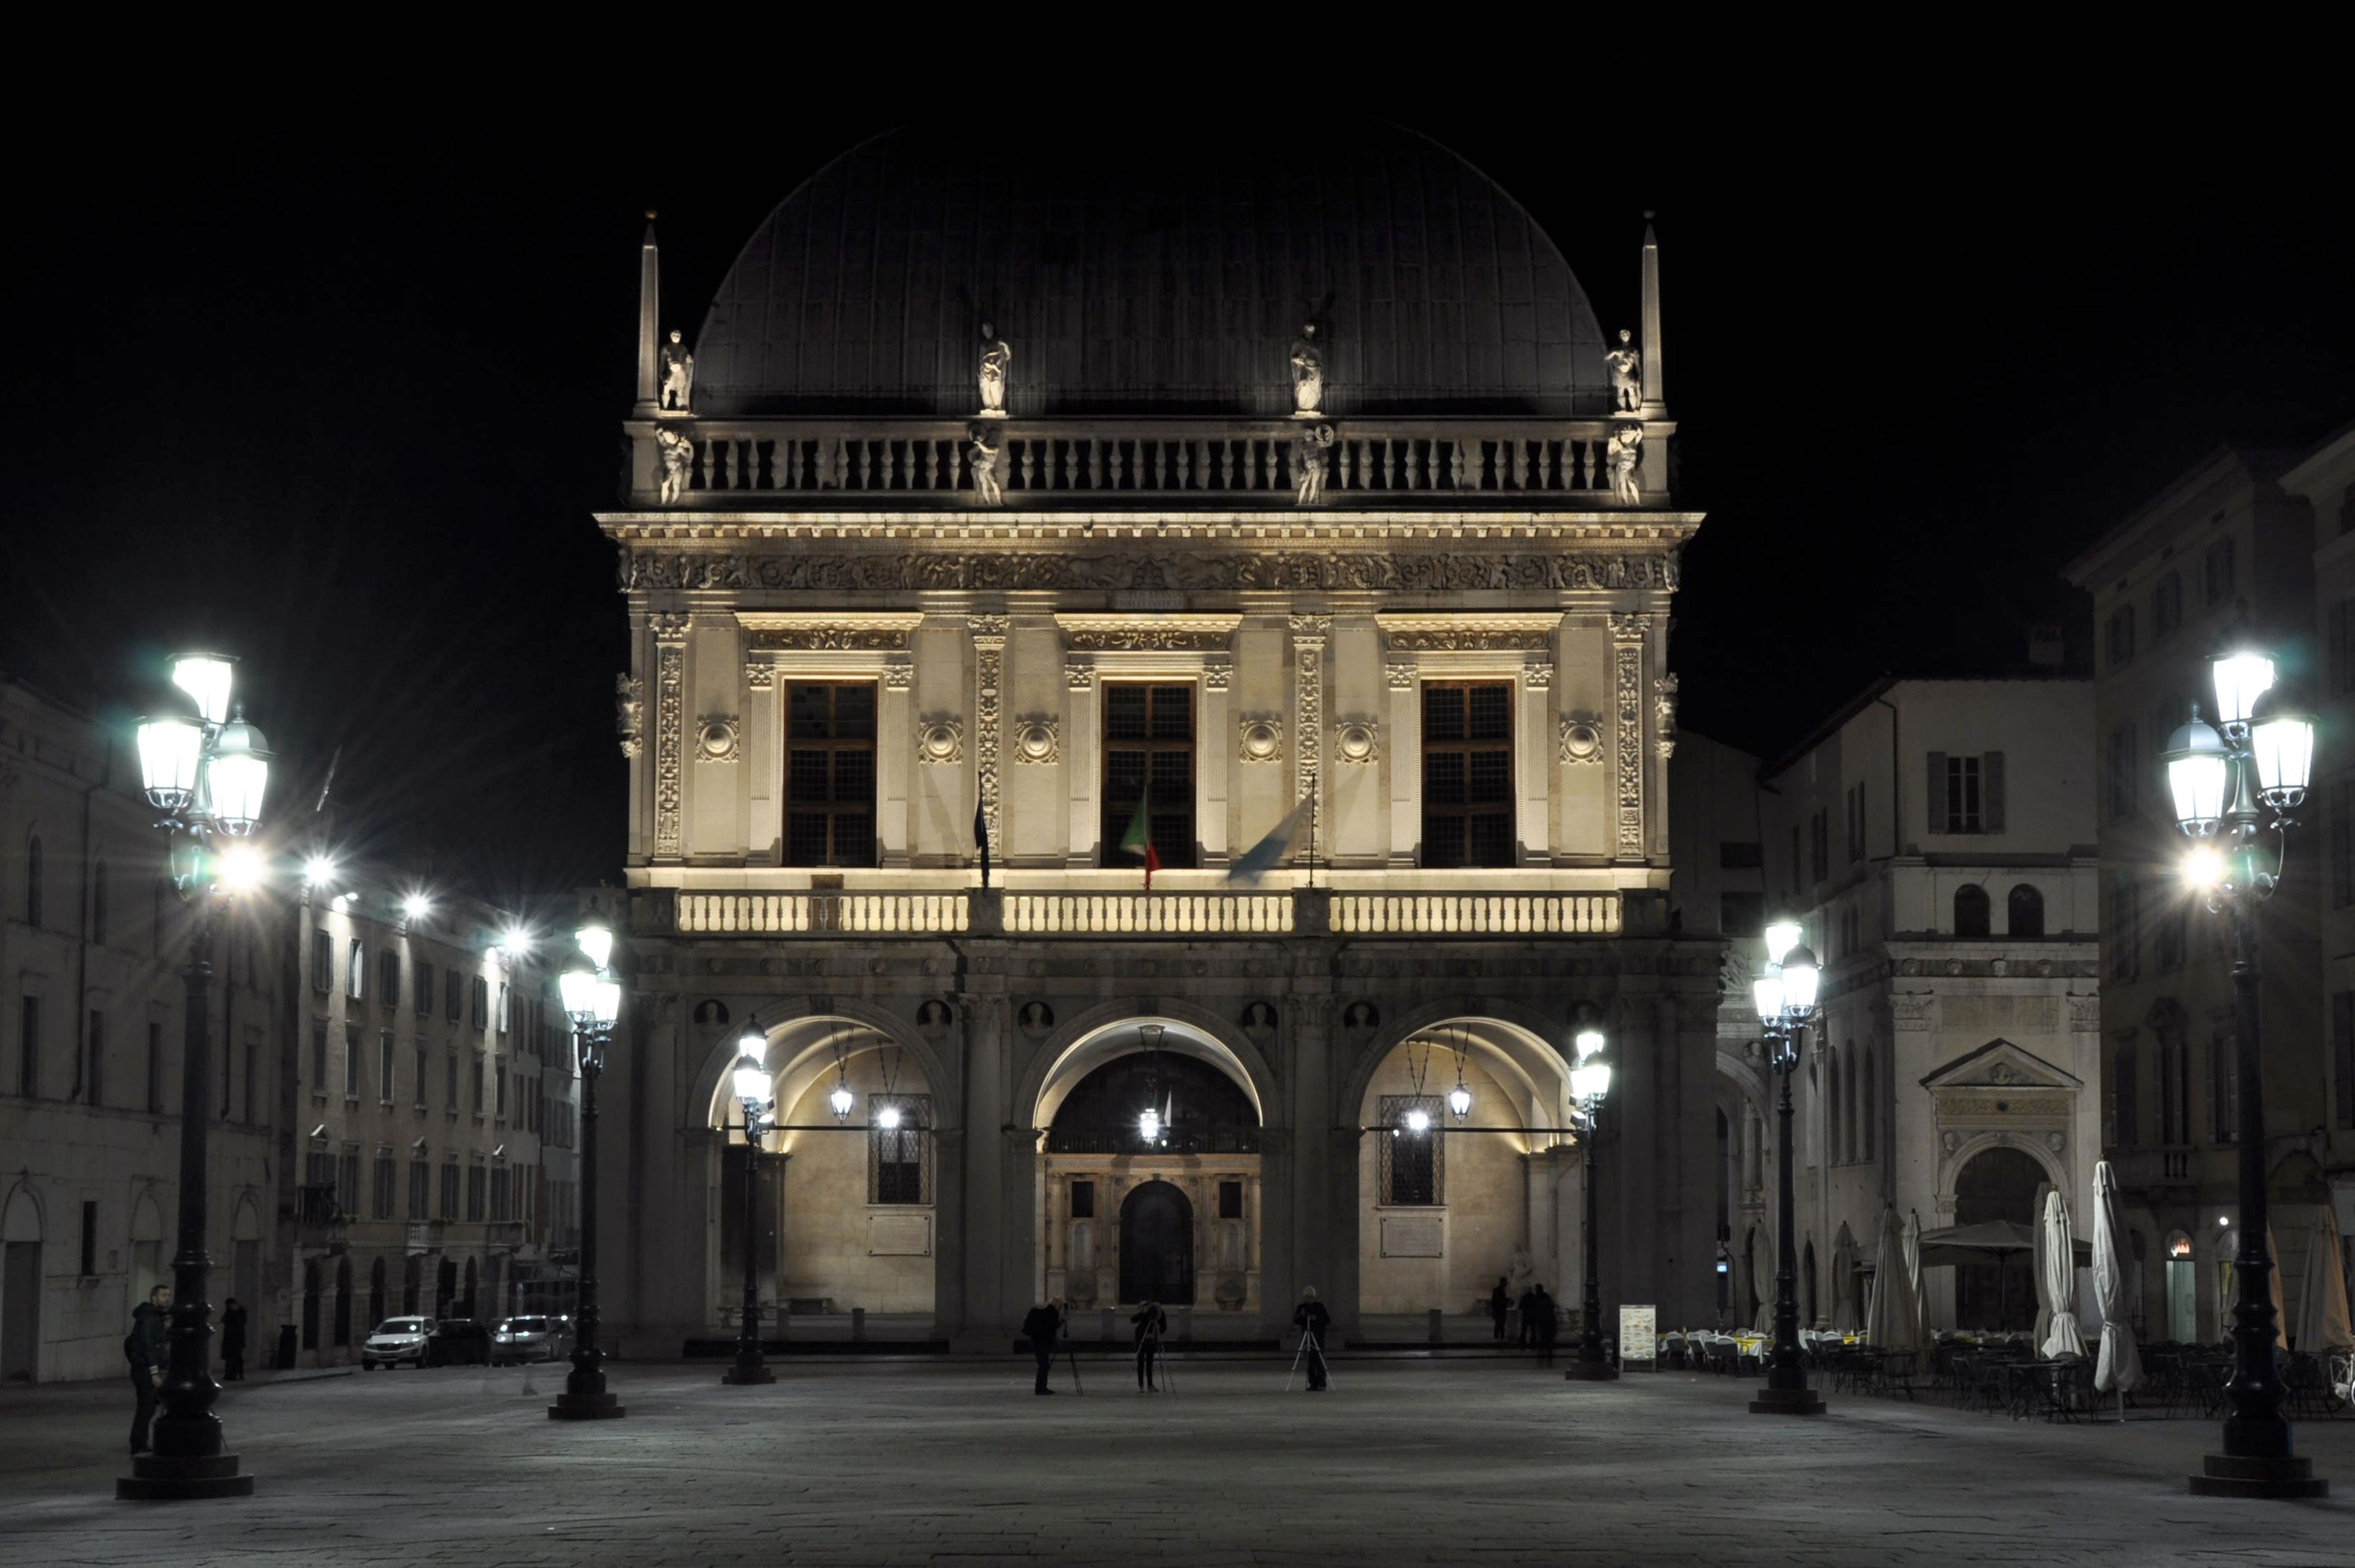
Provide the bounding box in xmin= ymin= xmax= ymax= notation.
xmin=974 ymin=795 xmax=991 ymax=889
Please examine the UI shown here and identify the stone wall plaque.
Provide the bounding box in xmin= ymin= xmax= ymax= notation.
xmin=867 ymin=1214 xmax=932 ymax=1256
xmin=1380 ymin=1214 xmax=1443 ymax=1258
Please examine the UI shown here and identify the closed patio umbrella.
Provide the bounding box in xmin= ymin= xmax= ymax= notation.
xmin=1903 ymin=1209 xmax=1927 ymax=1342
xmin=2040 ymin=1190 xmax=2086 ymax=1359
xmin=2090 ymin=1160 xmax=2141 ymax=1418
xmin=2296 ymin=1212 xmax=2353 ymax=1354
xmin=1865 ymin=1207 xmax=1921 ymax=1350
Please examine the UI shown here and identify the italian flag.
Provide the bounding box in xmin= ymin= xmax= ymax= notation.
xmin=1120 ymin=786 xmax=1160 ymax=890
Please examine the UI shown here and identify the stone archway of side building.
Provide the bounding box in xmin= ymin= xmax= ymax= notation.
xmin=1 ymin=1183 xmax=42 ymax=1382
xmin=1120 ymin=1181 xmax=1195 ymax=1307
xmin=1952 ymin=1145 xmax=2046 ymax=1332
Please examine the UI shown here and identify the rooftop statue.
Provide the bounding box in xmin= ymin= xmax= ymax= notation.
xmin=968 ymin=426 xmax=1004 ymax=505
xmin=1608 ymin=426 xmax=1643 ymax=505
xmin=1290 ymin=322 xmax=1324 ymax=417
xmin=1292 ymin=423 xmax=1336 ymax=505
xmin=654 ymin=427 xmax=691 ymax=505
xmin=976 ymin=324 xmax=1012 ymax=417
xmin=661 ymin=329 xmax=695 ymax=412
xmin=1604 ymin=328 xmax=1640 ymax=414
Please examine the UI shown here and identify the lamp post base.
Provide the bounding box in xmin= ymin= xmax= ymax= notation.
xmin=721 ymin=1363 xmax=776 ymax=1385
xmin=116 ymin=1453 xmax=256 ymax=1500
xmin=1748 ymin=1386 xmax=1826 ymax=1416
xmin=2187 ymin=1455 xmax=2328 ymax=1498
xmin=1564 ymin=1360 xmax=1620 ymax=1381
xmin=548 ymin=1392 xmax=627 ymax=1420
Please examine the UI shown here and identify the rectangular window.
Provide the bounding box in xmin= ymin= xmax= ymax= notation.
xmin=344 ymin=1025 xmax=362 ymax=1098
xmin=2155 ymin=1035 xmax=2186 ymax=1146
xmin=445 ymin=1053 xmax=458 ymax=1112
xmin=310 ymin=1020 xmax=328 ymax=1094
xmin=495 ymin=1065 xmax=507 ymax=1121
xmin=471 ymin=976 xmax=488 ymax=1032
xmin=2107 ymin=725 xmax=2139 ymax=822
xmin=1928 ymin=752 xmax=2005 ymax=834
xmin=1718 ymin=841 xmax=1764 ymax=869
xmin=339 ymin=1150 xmax=360 ymax=1217
xmin=868 ymin=1095 xmax=933 ymax=1204
xmin=2110 ymin=1037 xmax=2139 ymax=1148
xmin=2106 ymin=605 xmax=2136 ymax=668
xmin=1720 ymin=890 xmax=1765 ymax=938
xmin=1845 ymin=783 xmax=1866 ymax=863
xmin=1102 ymin=684 xmax=1199 ymax=871
xmin=496 ymin=983 xmax=510 ymax=1036
xmin=491 ymin=1166 xmax=512 ymax=1223
xmin=414 ymin=1046 xmax=429 ymax=1108
xmin=2155 ymin=901 xmax=2187 ymax=971
xmin=1218 ymin=1180 xmax=1243 ymax=1220
xmin=408 ymin=1159 xmax=430 ymax=1222
xmin=243 ymin=1031 xmax=256 ymax=1124
xmin=347 ymin=940 xmax=365 ymax=1001
xmin=1379 ymin=1095 xmax=1443 ymax=1205
xmin=1789 ymin=824 xmax=1801 ymax=897
xmin=85 ymin=1009 xmax=104 ymax=1108
xmin=466 ymin=1163 xmax=486 ymax=1223
xmin=472 ymin=1054 xmax=485 ymax=1115
xmin=147 ymin=1022 xmax=163 ymax=1113
xmin=1070 ymin=1179 xmax=1096 ymax=1219
xmin=415 ymin=962 xmax=433 ymax=1017
xmin=1420 ymin=682 xmax=1513 ymax=869
xmin=2106 ymin=871 xmax=2140 ymax=981
xmin=2211 ymin=1032 xmax=2238 ymax=1143
xmin=2334 ymin=992 xmax=2355 ymax=1131
xmin=372 ymin=1155 xmax=395 ymax=1221
xmin=2203 ymin=536 xmax=2235 ymax=605
xmin=2330 ymin=600 xmax=2355 ymax=696
xmin=311 ymin=929 xmax=331 ymax=994
xmin=439 ymin=1161 xmax=460 ymax=1221
xmin=378 ymin=950 xmax=400 ymax=1011
xmin=784 ymin=682 xmax=879 ymax=867
xmin=80 ymin=1200 xmax=97 ymax=1277
xmin=379 ymin=1031 xmax=396 ymax=1103
xmin=2152 ymin=572 xmax=2182 ymax=639
xmin=445 ymin=968 xmax=463 ymax=1024
xmin=1809 ymin=808 xmax=1829 ymax=883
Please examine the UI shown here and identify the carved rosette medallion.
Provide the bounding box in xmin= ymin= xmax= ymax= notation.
xmin=1558 ymin=717 xmax=1604 ymax=765
xmin=917 ymin=718 xmax=964 ymax=765
xmin=970 ymin=615 xmax=1007 ymax=852
xmin=1238 ymin=716 xmax=1284 ymax=764
xmin=695 ymin=713 xmax=741 ymax=764
xmin=1335 ymin=719 xmax=1379 ymax=765
xmin=1013 ymin=718 xmax=1059 ymax=765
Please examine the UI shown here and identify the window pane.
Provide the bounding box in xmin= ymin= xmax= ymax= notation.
xmin=787 ymin=814 xmax=832 ymax=864
xmin=1424 ymin=751 xmax=1465 ymax=806
xmin=1149 ymin=686 xmax=1192 ymax=741
xmin=789 ymin=687 xmax=833 ymax=739
xmin=1469 ymin=813 xmax=1514 ymax=866
xmin=1466 ymin=685 xmax=1511 ymax=740
xmin=788 ymin=751 xmax=831 ymax=802
xmin=833 ymin=685 xmax=876 ymax=740
xmin=1105 ymin=686 xmax=1148 ymax=740
xmin=1467 ymin=750 xmax=1511 ymax=804
xmin=1424 ymin=687 xmax=1465 ymax=743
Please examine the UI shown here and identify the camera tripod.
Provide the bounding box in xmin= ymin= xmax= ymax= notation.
xmin=1284 ymin=1326 xmax=1330 ymax=1392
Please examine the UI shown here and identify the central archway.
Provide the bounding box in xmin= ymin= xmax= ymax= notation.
xmin=1120 ymin=1181 xmax=1195 ymax=1306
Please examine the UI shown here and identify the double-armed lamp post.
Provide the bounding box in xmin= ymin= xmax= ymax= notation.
xmin=2162 ymin=632 xmax=2327 ymax=1499
xmin=1564 ymin=1026 xmax=1616 ymax=1381
xmin=1748 ymin=920 xmax=1824 ymax=1417
xmin=551 ymin=925 xmax=626 ymax=1420
xmin=119 ymin=655 xmax=270 ymax=1501
xmin=724 ymin=1042 xmax=778 ymax=1385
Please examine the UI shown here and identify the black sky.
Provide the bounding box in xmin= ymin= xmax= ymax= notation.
xmin=7 ymin=98 xmax=2348 ymax=900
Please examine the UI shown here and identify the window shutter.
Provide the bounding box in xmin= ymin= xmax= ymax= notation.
xmin=1984 ymin=751 xmax=2006 ymax=833
xmin=1927 ymin=752 xmax=1948 ymax=833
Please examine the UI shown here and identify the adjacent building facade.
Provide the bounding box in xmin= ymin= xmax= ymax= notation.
xmin=599 ymin=124 xmax=1728 ymax=1353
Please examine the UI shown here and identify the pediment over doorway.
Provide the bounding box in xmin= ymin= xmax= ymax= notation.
xmin=1919 ymin=1037 xmax=2081 ymax=1093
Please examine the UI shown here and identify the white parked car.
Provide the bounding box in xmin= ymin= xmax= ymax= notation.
xmin=361 ymin=1316 xmax=435 ymax=1370
xmin=490 ymin=1315 xmax=570 ymax=1364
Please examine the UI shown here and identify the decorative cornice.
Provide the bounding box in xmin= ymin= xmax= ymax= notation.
xmin=1377 ymin=613 xmax=1560 ymax=652
xmin=1054 ymin=613 xmax=1242 ymax=651
xmin=738 ymin=611 xmax=926 ymax=651
xmin=625 ymin=550 xmax=1680 ymax=594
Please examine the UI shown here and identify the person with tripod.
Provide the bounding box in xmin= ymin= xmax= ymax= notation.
xmin=1131 ymin=1298 xmax=1168 ymax=1393
xmin=1021 ymin=1298 xmax=1065 ymax=1396
xmin=1291 ymin=1287 xmax=1330 ymax=1392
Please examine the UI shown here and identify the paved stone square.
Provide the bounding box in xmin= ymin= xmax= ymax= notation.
xmin=4 ymin=1356 xmax=2353 ymax=1566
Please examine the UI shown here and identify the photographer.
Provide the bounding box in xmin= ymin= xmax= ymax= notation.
xmin=1131 ymin=1298 xmax=1167 ymax=1392
xmin=1020 ymin=1299 xmax=1065 ymax=1396
xmin=1292 ymin=1287 xmax=1330 ymax=1392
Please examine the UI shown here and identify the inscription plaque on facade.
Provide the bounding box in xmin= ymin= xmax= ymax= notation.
xmin=1380 ymin=1214 xmax=1444 ymax=1257
xmin=868 ymin=1214 xmax=932 ymax=1256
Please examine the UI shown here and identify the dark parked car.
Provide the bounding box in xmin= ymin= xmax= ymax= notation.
xmin=425 ymin=1319 xmax=493 ymax=1366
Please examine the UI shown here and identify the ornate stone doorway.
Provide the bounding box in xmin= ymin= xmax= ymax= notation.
xmin=1120 ymin=1181 xmax=1194 ymax=1307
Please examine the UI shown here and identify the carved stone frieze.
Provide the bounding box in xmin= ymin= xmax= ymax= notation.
xmin=1203 ymin=662 xmax=1233 ymax=692
xmin=623 ymin=550 xmax=1682 ymax=595
xmin=743 ymin=664 xmax=775 ymax=691
xmin=1891 ymin=994 xmax=1935 ymax=1030
xmin=695 ymin=713 xmax=741 ymax=764
xmin=1385 ymin=661 xmax=1416 ymax=690
xmin=650 ymin=611 xmax=692 ymax=642
xmin=1526 ymin=662 xmax=1554 ymax=689
xmin=1606 ymin=611 xmax=1651 ymax=639
xmin=1612 ymin=638 xmax=1644 ymax=857
xmin=654 ymin=644 xmax=684 ymax=857
xmin=971 ymin=616 xmax=1006 ymax=852
xmin=1239 ymin=716 xmax=1284 ymax=764
xmin=1064 ymin=662 xmax=1096 ymax=690
xmin=917 ymin=718 xmax=964 ymax=764
xmin=882 ymin=664 xmax=914 ymax=690
xmin=617 ymin=674 xmax=643 ymax=760
xmin=2067 ymin=995 xmax=2100 ymax=1031
xmin=1292 ymin=620 xmax=1326 ymax=841
xmin=1376 ymin=613 xmax=1558 ymax=652
xmin=1013 ymin=718 xmax=1059 ymax=765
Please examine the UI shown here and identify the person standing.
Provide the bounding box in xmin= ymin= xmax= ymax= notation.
xmin=1533 ymin=1285 xmax=1560 ymax=1368
xmin=125 ymin=1285 xmax=170 ymax=1456
xmin=1131 ymin=1298 xmax=1168 ymax=1392
xmin=220 ymin=1296 xmax=249 ymax=1382
xmin=1020 ymin=1299 xmax=1065 ymax=1396
xmin=1488 ymin=1277 xmax=1510 ymax=1342
xmin=1516 ymin=1284 xmax=1539 ymax=1348
xmin=1292 ymin=1287 xmax=1330 ymax=1392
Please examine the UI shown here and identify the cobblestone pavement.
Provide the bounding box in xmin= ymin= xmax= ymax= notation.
xmin=4 ymin=1356 xmax=2352 ymax=1566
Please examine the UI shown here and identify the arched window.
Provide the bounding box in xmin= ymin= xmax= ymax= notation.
xmin=1860 ymin=1048 xmax=1876 ymax=1160
xmin=24 ymin=835 xmax=42 ymax=928
xmin=2008 ymin=883 xmax=2045 ymax=938
xmin=1954 ymin=884 xmax=1991 ymax=938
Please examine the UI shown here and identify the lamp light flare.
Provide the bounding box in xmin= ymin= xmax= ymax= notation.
xmin=576 ymin=924 xmax=615 ymax=972
xmin=498 ymin=926 xmax=534 ymax=958
xmin=302 ymin=854 xmax=338 ymax=886
xmin=403 ymin=892 xmax=432 ymax=920
xmin=135 ymin=714 xmax=204 ymax=811
xmin=1574 ymin=1026 xmax=1605 ymax=1061
xmin=1403 ymin=1106 xmax=1432 ymax=1134
xmin=169 ymin=652 xmax=237 ymax=727
xmin=1762 ymin=918 xmax=1803 ymax=966
xmin=216 ymin=842 xmax=265 ymax=893
xmin=878 ymin=1103 xmax=903 ymax=1131
xmin=2182 ymin=845 xmax=2226 ymax=891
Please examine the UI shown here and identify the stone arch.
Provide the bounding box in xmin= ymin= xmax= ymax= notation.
xmin=1934 ymin=1131 xmax=2067 ymax=1218
xmin=694 ymin=997 xmax=953 ymax=1135
xmin=1018 ymin=997 xmax=1279 ymax=1130
xmin=231 ymin=1193 xmax=262 ymax=1242
xmin=0 ymin=1181 xmax=43 ymax=1242
xmin=1338 ymin=995 xmax=1580 ymax=1133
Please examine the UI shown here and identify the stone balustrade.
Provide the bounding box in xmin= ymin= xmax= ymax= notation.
xmin=1329 ymin=891 xmax=1622 ymax=935
xmin=665 ymin=888 xmax=1625 ymax=938
xmin=637 ymin=416 xmax=1643 ymax=507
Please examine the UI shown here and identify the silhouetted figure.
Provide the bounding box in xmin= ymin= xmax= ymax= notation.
xmin=1022 ymin=1300 xmax=1064 ymax=1395
xmin=1533 ymin=1285 xmax=1560 ymax=1368
xmin=1293 ymin=1288 xmax=1331 ymax=1392
xmin=1132 ymin=1299 xmax=1168 ymax=1391
xmin=220 ymin=1297 xmax=248 ymax=1382
xmin=1488 ymin=1277 xmax=1510 ymax=1342
xmin=1517 ymin=1286 xmax=1539 ymax=1347
xmin=125 ymin=1285 xmax=169 ymax=1455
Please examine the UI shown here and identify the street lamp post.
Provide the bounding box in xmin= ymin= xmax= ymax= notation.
xmin=1748 ymin=921 xmax=1825 ymax=1417
xmin=1565 ymin=1026 xmax=1617 ymax=1381
xmin=119 ymin=654 xmax=269 ymax=1502
xmin=2163 ymin=634 xmax=2327 ymax=1498
xmin=551 ymin=926 xmax=626 ymax=1421
xmin=723 ymin=1040 xmax=777 ymax=1385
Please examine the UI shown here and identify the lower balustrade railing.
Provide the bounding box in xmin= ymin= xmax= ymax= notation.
xmin=671 ymin=888 xmax=1623 ymax=937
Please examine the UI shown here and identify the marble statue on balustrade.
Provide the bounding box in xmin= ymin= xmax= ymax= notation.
xmin=1292 ymin=422 xmax=1336 ymax=506
xmin=1608 ymin=425 xmax=1643 ymax=505
xmin=968 ymin=426 xmax=1004 ymax=505
xmin=976 ymin=325 xmax=1012 ymax=417
xmin=660 ymin=328 xmax=695 ymax=412
xmin=1290 ymin=322 xmax=1324 ymax=417
xmin=655 ymin=426 xmax=691 ymax=505
xmin=1605 ymin=328 xmax=1641 ymax=414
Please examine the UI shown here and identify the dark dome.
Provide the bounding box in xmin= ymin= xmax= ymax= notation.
xmin=691 ymin=123 xmax=1610 ymax=419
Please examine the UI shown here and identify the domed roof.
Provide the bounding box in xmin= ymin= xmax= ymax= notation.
xmin=690 ymin=123 xmax=1611 ymax=420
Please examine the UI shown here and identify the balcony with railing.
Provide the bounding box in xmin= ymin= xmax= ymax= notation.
xmin=2109 ymin=1146 xmax=2198 ymax=1191
xmin=663 ymin=886 xmax=1633 ymax=940
xmin=624 ymin=416 xmax=1658 ymax=511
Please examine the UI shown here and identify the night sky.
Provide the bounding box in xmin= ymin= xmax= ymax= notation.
xmin=8 ymin=105 xmax=2347 ymax=902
